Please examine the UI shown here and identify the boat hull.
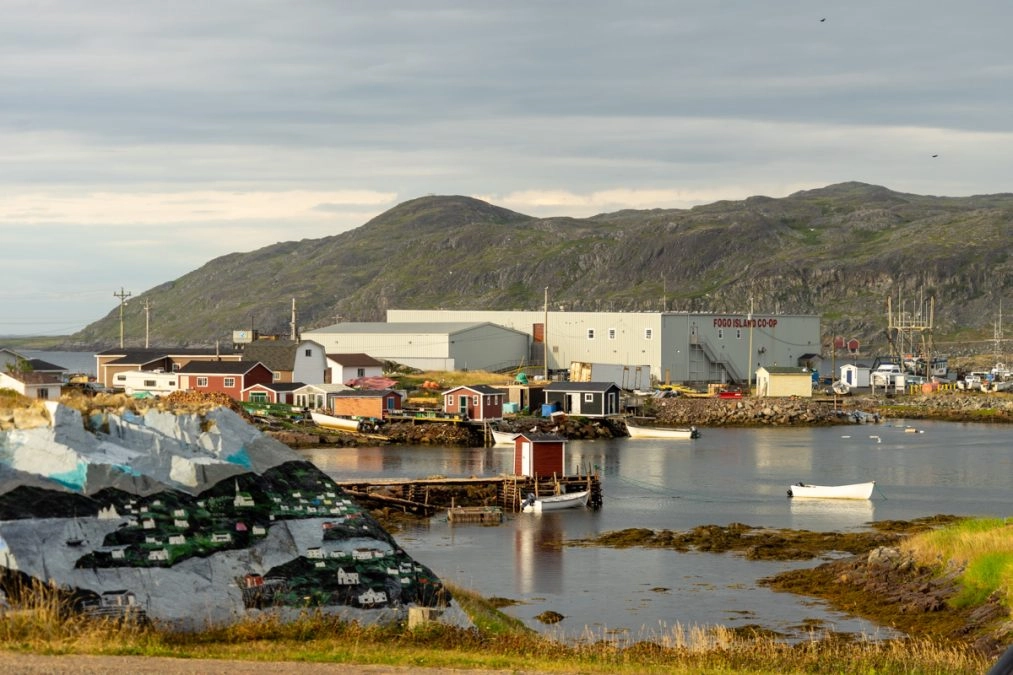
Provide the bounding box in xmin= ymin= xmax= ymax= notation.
xmin=310 ymin=411 xmax=367 ymax=432
xmin=625 ymin=423 xmax=700 ymax=439
xmin=491 ymin=430 xmax=517 ymax=445
xmin=521 ymin=490 xmax=590 ymax=513
xmin=787 ymin=481 xmax=875 ymax=500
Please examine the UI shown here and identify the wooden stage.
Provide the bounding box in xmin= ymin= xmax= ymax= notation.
xmin=334 ymin=470 xmax=603 ymax=514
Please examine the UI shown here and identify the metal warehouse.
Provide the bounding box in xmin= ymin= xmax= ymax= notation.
xmin=387 ymin=310 xmax=821 ymax=385
xmin=303 ymin=321 xmax=530 ymax=373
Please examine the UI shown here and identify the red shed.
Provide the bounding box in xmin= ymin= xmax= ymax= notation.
xmin=512 ymin=432 xmax=567 ymax=478
xmin=442 ymin=384 xmax=505 ymax=422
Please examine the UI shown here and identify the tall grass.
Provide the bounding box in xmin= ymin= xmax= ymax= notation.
xmin=0 ymin=578 xmax=994 ymax=673
xmin=901 ymin=517 xmax=1013 ymax=611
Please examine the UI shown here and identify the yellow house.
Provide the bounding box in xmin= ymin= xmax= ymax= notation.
xmin=755 ymin=366 xmax=812 ymax=398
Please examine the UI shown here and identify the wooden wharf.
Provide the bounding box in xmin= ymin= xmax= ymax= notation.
xmin=334 ymin=469 xmax=603 ymax=514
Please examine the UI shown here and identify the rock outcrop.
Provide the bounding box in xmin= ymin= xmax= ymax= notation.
xmin=0 ymin=401 xmax=455 ymax=629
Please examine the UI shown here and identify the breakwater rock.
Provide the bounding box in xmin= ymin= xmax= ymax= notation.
xmin=651 ymin=397 xmax=854 ymax=427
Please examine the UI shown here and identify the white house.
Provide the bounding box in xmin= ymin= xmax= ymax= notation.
xmin=325 ymin=353 xmax=385 ymax=385
xmin=240 ymin=338 xmax=327 ymax=384
xmin=292 ymin=383 xmax=351 ymax=410
xmin=840 ymin=364 xmax=871 ymax=388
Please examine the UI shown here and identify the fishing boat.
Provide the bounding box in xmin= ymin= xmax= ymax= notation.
xmin=786 ymin=481 xmax=875 ymax=500
xmin=310 ymin=411 xmax=377 ymax=433
xmin=625 ymin=422 xmax=700 ymax=439
xmin=520 ymin=490 xmax=590 ymax=513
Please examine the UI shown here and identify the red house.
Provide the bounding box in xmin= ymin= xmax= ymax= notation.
xmin=177 ymin=361 xmax=273 ymax=400
xmin=512 ymin=432 xmax=567 ymax=478
xmin=442 ymin=384 xmax=505 ymax=422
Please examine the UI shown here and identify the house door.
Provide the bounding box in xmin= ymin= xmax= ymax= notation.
xmin=521 ymin=441 xmax=531 ymax=476
xmin=459 ymin=396 xmax=469 ymax=416
xmin=567 ymin=393 xmax=579 ymax=414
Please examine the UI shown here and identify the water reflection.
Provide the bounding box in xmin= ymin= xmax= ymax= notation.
xmin=789 ymin=498 xmax=876 ymax=531
xmin=514 ymin=514 xmax=564 ymax=595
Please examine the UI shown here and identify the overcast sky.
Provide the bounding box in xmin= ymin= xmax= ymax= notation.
xmin=3 ymin=1 xmax=1012 ymax=336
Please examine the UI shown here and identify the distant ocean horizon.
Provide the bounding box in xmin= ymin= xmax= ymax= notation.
xmin=20 ymin=350 xmax=96 ymax=376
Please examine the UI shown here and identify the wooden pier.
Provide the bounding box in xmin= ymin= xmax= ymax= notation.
xmin=334 ymin=469 xmax=602 ymax=514
xmin=447 ymin=505 xmax=504 ymax=525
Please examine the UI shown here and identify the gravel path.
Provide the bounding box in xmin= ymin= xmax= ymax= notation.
xmin=0 ymin=653 xmax=536 ymax=675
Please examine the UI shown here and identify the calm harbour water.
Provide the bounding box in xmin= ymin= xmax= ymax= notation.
xmin=301 ymin=420 xmax=1012 ymax=643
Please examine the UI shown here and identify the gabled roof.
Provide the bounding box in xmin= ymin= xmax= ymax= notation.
xmin=543 ymin=381 xmax=620 ymax=392
xmin=244 ymin=381 xmax=305 ymax=392
xmin=443 ymin=384 xmax=505 ymax=395
xmin=241 ymin=341 xmax=300 ymax=372
xmin=27 ymin=358 xmax=67 ymax=373
xmin=292 ymin=383 xmax=352 ymax=394
xmin=177 ymin=360 xmax=266 ymax=375
xmin=514 ymin=431 xmax=566 ymax=442
xmin=331 ymin=388 xmax=400 ymax=398
xmin=326 ymin=353 xmax=384 ymax=367
xmin=759 ymin=366 xmax=809 ymax=375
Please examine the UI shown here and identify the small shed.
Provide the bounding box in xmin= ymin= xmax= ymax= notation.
xmin=542 ymin=382 xmax=621 ymax=417
xmin=840 ymin=364 xmax=871 ymax=388
xmin=512 ymin=432 xmax=567 ymax=478
xmin=442 ymin=384 xmax=505 ymax=422
xmin=755 ymin=366 xmax=812 ymax=398
xmin=330 ymin=389 xmax=404 ymax=418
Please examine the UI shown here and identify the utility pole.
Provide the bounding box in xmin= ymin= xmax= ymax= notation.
xmin=747 ymin=295 xmax=754 ymax=393
xmin=113 ymin=287 xmax=132 ymax=348
xmin=143 ymin=299 xmax=151 ymax=348
xmin=543 ymin=286 xmax=549 ymax=381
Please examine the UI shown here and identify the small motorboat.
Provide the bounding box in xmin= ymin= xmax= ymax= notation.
xmin=520 ymin=490 xmax=590 ymax=513
xmin=625 ymin=422 xmax=700 ymax=439
xmin=786 ymin=481 xmax=876 ymax=500
xmin=491 ymin=428 xmax=518 ymax=445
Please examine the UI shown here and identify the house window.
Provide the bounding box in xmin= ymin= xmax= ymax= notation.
xmin=224 ymin=377 xmax=235 ymax=388
xmin=250 ymin=392 xmax=268 ymax=403
xmin=171 ymin=363 xmax=180 ymax=372
xmin=196 ymin=377 xmax=208 ymax=387
xmin=273 ymin=372 xmax=281 ymax=381
xmin=472 ymin=395 xmax=480 ymax=405
xmin=305 ymin=349 xmax=312 ymax=357
xmin=357 ymin=368 xmax=365 ymax=377
xmin=584 ymin=393 xmax=594 ymax=402
xmin=587 ymin=329 xmax=595 ymax=340
xmin=38 ymin=388 xmax=49 ymax=400
xmin=644 ymin=328 xmax=653 ymax=340
xmin=608 ymin=328 xmax=616 ymax=340
xmin=445 ymin=395 xmax=453 ymax=407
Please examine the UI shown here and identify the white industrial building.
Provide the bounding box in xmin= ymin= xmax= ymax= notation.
xmin=387 ymin=309 xmax=821 ymax=386
xmin=303 ymin=322 xmax=530 ymax=373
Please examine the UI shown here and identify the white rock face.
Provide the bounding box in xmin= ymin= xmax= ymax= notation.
xmin=0 ymin=403 xmax=456 ymax=628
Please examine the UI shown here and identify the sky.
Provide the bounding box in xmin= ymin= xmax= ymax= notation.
xmin=3 ymin=1 xmax=1012 ymax=335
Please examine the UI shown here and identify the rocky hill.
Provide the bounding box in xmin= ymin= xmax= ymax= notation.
xmin=66 ymin=183 xmax=1012 ymax=353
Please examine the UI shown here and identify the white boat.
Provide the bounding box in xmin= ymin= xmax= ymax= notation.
xmin=786 ymin=481 xmax=876 ymax=500
xmin=625 ymin=422 xmax=700 ymax=439
xmin=491 ymin=429 xmax=517 ymax=445
xmin=520 ymin=490 xmax=590 ymax=513
xmin=310 ymin=411 xmax=374 ymax=432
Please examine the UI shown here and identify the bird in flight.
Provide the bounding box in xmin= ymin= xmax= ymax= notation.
xmin=820 ymin=17 xmax=826 ymax=22
xmin=932 ymin=154 xmax=939 ymax=158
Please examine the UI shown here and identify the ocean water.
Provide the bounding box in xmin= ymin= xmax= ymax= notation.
xmin=302 ymin=420 xmax=1013 ymax=643
xmin=17 ymin=350 xmax=97 ymax=376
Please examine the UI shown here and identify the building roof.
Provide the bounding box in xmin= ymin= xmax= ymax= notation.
xmin=292 ymin=383 xmax=352 ymax=394
xmin=27 ymin=358 xmax=67 ymax=373
xmin=308 ymin=321 xmax=510 ymax=335
xmin=241 ymin=341 xmax=300 ymax=371
xmin=326 ymin=353 xmax=384 ymax=367
xmin=245 ymin=381 xmax=305 ymax=392
xmin=331 ymin=388 xmax=400 ymax=398
xmin=544 ymin=381 xmax=620 ymax=392
xmin=177 ymin=361 xmax=266 ymax=375
xmin=444 ymin=384 xmax=505 ymax=395
xmin=514 ymin=431 xmax=567 ymax=442
xmin=759 ymin=366 xmax=809 ymax=375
